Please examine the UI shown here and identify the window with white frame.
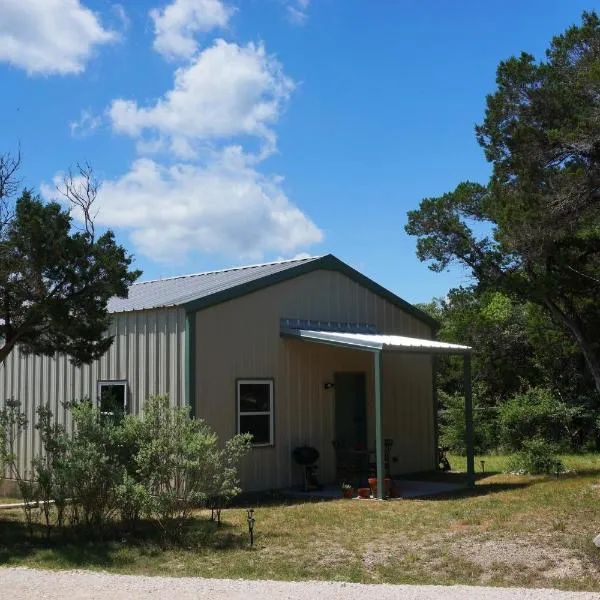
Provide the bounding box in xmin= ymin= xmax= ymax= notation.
xmin=97 ymin=380 xmax=128 ymax=418
xmin=237 ymin=379 xmax=274 ymax=446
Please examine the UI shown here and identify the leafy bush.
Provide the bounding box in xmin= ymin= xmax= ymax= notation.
xmin=498 ymin=387 xmax=582 ymax=451
xmin=32 ymin=405 xmax=69 ymax=531
xmin=507 ymin=437 xmax=563 ymax=475
xmin=0 ymin=399 xmax=28 ymax=478
xmin=3 ymin=395 xmax=251 ymax=541
xmin=0 ymin=400 xmax=38 ymax=530
xmin=127 ymin=396 xmax=251 ymax=537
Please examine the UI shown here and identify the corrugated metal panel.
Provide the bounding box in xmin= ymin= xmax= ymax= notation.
xmin=282 ymin=329 xmax=471 ymax=353
xmin=0 ymin=307 xmax=186 ymax=477
xmin=194 ymin=269 xmax=435 ymax=492
xmin=107 ymin=256 xmax=322 ymax=313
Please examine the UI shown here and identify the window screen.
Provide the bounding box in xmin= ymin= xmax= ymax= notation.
xmin=237 ymin=380 xmax=273 ymax=445
xmin=97 ymin=380 xmax=127 ymax=418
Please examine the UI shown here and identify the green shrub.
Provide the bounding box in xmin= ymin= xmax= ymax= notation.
xmin=131 ymin=396 xmax=251 ymax=538
xmin=0 ymin=400 xmax=37 ymax=530
xmin=114 ymin=472 xmax=151 ymax=524
xmin=507 ymin=437 xmax=563 ymax=475
xmin=11 ymin=395 xmax=252 ymax=541
xmin=498 ymin=387 xmax=581 ymax=451
xmin=0 ymin=399 xmax=27 ymax=478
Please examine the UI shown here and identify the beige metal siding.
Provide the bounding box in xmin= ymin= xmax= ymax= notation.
xmin=0 ymin=307 xmax=186 ymax=477
xmin=195 ymin=269 xmax=434 ymax=492
xmin=382 ymin=353 xmax=435 ymax=474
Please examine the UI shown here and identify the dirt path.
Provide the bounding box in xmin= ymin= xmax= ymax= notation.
xmin=1 ymin=567 xmax=598 ymax=599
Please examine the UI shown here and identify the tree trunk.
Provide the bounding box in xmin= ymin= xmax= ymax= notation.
xmin=544 ymin=298 xmax=600 ymax=396
xmin=572 ymin=331 xmax=600 ymax=397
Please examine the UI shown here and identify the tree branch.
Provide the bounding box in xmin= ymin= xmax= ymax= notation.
xmin=56 ymin=162 xmax=99 ymax=242
xmin=566 ymin=265 xmax=600 ymax=285
xmin=0 ymin=149 xmax=21 ymax=233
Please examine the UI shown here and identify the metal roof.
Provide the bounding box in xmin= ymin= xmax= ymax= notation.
xmin=107 ymin=256 xmax=323 ymax=313
xmin=281 ymin=328 xmax=471 ymax=354
xmin=106 ymin=254 xmax=439 ymax=330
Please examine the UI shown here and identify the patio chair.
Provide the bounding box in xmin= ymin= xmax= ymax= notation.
xmin=368 ymin=438 xmax=394 ymax=477
xmin=332 ymin=440 xmax=366 ymax=487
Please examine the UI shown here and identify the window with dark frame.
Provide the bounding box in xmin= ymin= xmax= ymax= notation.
xmin=97 ymin=380 xmax=127 ymax=419
xmin=237 ymin=379 xmax=273 ymax=446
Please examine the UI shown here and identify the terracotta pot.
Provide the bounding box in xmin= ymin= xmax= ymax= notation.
xmin=342 ymin=487 xmax=354 ymax=499
xmin=367 ymin=477 xmax=377 ymax=496
xmin=357 ymin=487 xmax=371 ymax=499
xmin=368 ymin=477 xmax=393 ymax=498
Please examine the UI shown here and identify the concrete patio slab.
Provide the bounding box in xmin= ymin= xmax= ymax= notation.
xmin=282 ymin=478 xmax=467 ymax=501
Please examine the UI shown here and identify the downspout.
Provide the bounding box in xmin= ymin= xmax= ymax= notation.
xmin=185 ymin=311 xmax=196 ymax=418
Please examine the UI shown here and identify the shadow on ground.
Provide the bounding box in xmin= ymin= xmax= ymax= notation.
xmin=0 ymin=514 xmax=247 ymax=568
xmin=236 ymin=467 xmax=596 ymax=506
xmin=413 ymin=467 xmax=600 ymax=500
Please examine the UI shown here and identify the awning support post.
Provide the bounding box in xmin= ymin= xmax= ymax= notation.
xmin=464 ymin=354 xmax=475 ymax=488
xmin=374 ymin=350 xmax=384 ymax=500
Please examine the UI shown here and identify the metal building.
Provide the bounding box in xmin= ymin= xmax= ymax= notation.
xmin=0 ymin=254 xmax=473 ymax=496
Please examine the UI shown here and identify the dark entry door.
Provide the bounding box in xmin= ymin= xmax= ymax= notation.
xmin=334 ymin=372 xmax=367 ymax=449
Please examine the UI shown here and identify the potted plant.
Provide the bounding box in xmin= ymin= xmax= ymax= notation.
xmin=340 ymin=483 xmax=354 ymax=499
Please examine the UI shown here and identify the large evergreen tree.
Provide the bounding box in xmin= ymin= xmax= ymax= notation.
xmin=0 ymin=152 xmax=140 ymax=365
xmin=406 ymin=12 xmax=600 ymax=394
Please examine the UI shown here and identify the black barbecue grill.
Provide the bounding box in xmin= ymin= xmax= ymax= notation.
xmin=292 ymin=445 xmax=320 ymax=491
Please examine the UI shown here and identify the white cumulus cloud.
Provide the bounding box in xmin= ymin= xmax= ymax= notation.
xmin=112 ymin=4 xmax=130 ymax=31
xmin=286 ymin=0 xmax=311 ymax=25
xmin=0 ymin=0 xmax=115 ymax=75
xmin=59 ymin=18 xmax=323 ymax=263
xmin=43 ymin=149 xmax=323 ymax=262
xmin=70 ymin=109 xmax=103 ymax=138
xmin=109 ymin=39 xmax=293 ymax=158
xmin=150 ymin=0 xmax=234 ymax=60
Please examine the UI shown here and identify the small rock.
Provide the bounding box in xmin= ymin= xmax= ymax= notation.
xmin=593 ymin=534 xmax=600 ymax=547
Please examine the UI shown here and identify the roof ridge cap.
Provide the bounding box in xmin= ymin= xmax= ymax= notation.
xmin=132 ymin=255 xmax=323 ymax=286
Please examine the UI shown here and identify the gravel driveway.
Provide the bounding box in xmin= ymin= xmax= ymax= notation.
xmin=1 ymin=567 xmax=598 ymax=600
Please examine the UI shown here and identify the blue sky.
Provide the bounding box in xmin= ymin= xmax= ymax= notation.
xmin=0 ymin=1 xmax=595 ymax=303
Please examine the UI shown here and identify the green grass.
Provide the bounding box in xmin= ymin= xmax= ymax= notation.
xmin=2 ymin=455 xmax=600 ymax=590
xmin=448 ymin=452 xmax=600 ymax=474
xmin=0 ymin=496 xmax=21 ymax=505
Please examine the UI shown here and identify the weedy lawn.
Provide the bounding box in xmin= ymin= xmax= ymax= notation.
xmin=1 ymin=454 xmax=600 ymax=591
xmin=0 ymin=497 xmax=21 ymax=505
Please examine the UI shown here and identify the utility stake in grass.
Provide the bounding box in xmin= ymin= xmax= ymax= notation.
xmin=247 ymin=508 xmax=255 ymax=547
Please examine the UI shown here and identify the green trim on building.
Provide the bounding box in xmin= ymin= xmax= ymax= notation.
xmin=374 ymin=350 xmax=384 ymax=500
xmin=432 ymin=354 xmax=439 ymax=469
xmin=185 ymin=311 xmax=196 ymax=418
xmin=183 ymin=254 xmax=439 ymax=331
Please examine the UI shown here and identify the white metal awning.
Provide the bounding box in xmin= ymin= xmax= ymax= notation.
xmin=280 ymin=324 xmax=475 ymax=498
xmin=281 ymin=328 xmax=471 ymax=355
